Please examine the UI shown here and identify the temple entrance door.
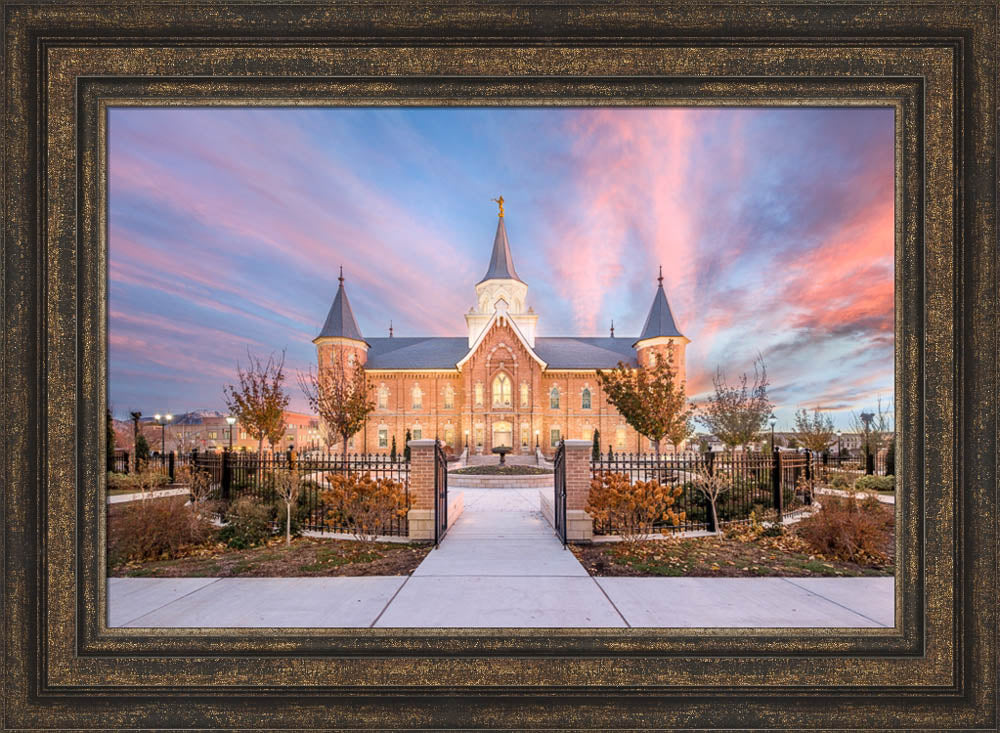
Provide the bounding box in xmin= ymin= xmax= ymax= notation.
xmin=492 ymin=421 xmax=513 ymax=449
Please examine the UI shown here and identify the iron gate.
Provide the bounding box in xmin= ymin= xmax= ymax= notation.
xmin=553 ymin=440 xmax=567 ymax=545
xmin=434 ymin=439 xmax=449 ymax=545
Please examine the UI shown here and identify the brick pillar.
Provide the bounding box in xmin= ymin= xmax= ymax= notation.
xmin=406 ymin=439 xmax=437 ymax=540
xmin=563 ymin=439 xmax=594 ymax=542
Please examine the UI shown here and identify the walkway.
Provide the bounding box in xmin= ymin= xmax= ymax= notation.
xmin=109 ymin=488 xmax=894 ymax=629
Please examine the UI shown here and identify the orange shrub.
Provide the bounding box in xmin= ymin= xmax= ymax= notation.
xmin=586 ymin=471 xmax=685 ymax=546
xmin=319 ymin=472 xmax=411 ymax=543
xmin=795 ymin=494 xmax=893 ymax=564
xmin=108 ymin=496 xmax=215 ymax=565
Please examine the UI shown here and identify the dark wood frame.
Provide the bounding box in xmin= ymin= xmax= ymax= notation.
xmin=3 ymin=2 xmax=996 ymax=730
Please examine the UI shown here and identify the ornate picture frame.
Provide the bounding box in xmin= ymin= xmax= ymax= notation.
xmin=3 ymin=2 xmax=996 ymax=729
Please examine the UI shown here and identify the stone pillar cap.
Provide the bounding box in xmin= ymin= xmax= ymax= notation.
xmin=563 ymin=439 xmax=593 ymax=448
xmin=408 ymin=439 xmax=438 ymax=447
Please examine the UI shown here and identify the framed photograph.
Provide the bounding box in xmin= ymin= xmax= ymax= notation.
xmin=4 ymin=2 xmax=996 ymax=730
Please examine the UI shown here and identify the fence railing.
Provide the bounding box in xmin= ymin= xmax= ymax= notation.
xmin=190 ymin=450 xmax=410 ymax=536
xmin=590 ymin=450 xmax=815 ymax=534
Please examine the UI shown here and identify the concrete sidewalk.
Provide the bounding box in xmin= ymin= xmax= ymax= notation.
xmin=109 ymin=488 xmax=894 ymax=629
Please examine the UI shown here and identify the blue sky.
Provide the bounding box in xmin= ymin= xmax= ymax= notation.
xmin=109 ymin=106 xmax=894 ymax=430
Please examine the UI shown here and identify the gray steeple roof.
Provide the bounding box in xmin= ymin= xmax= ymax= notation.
xmin=315 ymin=268 xmax=366 ymax=343
xmin=634 ymin=268 xmax=684 ymax=344
xmin=477 ymin=216 xmax=523 ymax=284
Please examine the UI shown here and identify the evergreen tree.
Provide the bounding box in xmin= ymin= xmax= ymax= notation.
xmin=592 ymin=429 xmax=601 ymax=461
xmin=390 ymin=435 xmax=397 ymax=461
xmin=106 ymin=408 xmax=116 ymax=472
xmin=135 ymin=432 xmax=151 ymax=466
xmin=404 ymin=429 xmax=412 ymax=461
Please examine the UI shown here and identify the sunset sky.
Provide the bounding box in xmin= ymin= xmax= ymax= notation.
xmin=108 ymin=106 xmax=894 ymax=430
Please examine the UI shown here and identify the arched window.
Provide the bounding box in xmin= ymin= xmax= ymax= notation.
xmin=492 ymin=373 xmax=512 ymax=407
xmin=549 ymin=386 xmax=560 ymax=409
xmin=520 ymin=382 xmax=530 ymax=408
xmin=443 ymin=386 xmax=454 ymax=410
xmin=615 ymin=426 xmax=627 ymax=449
xmin=649 ymin=351 xmax=658 ymax=367
xmin=581 ymin=388 xmax=592 ymax=410
xmin=377 ymin=386 xmax=388 ymax=410
xmin=411 ymin=385 xmax=422 ymax=410
xmin=474 ymin=383 xmax=484 ymax=407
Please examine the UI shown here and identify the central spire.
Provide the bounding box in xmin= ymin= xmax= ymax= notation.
xmin=478 ymin=201 xmax=522 ymax=284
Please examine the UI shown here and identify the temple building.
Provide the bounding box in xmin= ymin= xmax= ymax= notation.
xmin=313 ymin=200 xmax=689 ymax=457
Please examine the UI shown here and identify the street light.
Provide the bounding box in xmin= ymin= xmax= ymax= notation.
xmin=535 ymin=429 xmax=539 ymax=450
xmin=769 ymin=414 xmax=777 ymax=453
xmin=153 ymin=413 xmax=172 ymax=456
xmin=225 ymin=415 xmax=236 ymax=451
xmin=464 ymin=429 xmax=469 ymax=452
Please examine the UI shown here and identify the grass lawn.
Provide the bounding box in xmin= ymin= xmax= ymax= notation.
xmin=449 ymin=464 xmax=553 ymax=475
xmin=109 ymin=535 xmax=432 ymax=578
xmin=571 ymin=525 xmax=894 ymax=578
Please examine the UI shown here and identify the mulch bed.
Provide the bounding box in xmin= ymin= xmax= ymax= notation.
xmin=109 ymin=535 xmax=432 ymax=578
xmin=570 ymin=525 xmax=895 ymax=578
xmin=107 ymin=500 xmax=432 ymax=578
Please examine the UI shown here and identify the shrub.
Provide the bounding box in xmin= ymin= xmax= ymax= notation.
xmin=220 ymin=496 xmax=272 ymax=549
xmin=854 ymin=474 xmax=895 ymax=492
xmin=795 ymin=494 xmax=893 ymax=564
xmin=586 ymin=472 xmax=685 ymax=546
xmin=829 ymin=472 xmax=851 ymax=489
xmin=107 ymin=468 xmax=170 ymax=493
xmin=319 ymin=472 xmax=411 ymax=543
xmin=108 ymin=496 xmax=214 ymax=565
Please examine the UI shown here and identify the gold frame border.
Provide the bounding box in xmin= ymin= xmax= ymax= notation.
xmin=3 ymin=4 xmax=996 ymax=730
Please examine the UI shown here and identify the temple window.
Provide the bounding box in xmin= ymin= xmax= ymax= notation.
xmin=549 ymin=387 xmax=560 ymax=409
xmin=581 ymin=388 xmax=592 ymax=410
xmin=492 ymin=373 xmax=512 ymax=407
xmin=377 ymin=386 xmax=388 ymax=409
xmin=520 ymin=382 xmax=530 ymax=408
xmin=411 ymin=385 xmax=422 ymax=410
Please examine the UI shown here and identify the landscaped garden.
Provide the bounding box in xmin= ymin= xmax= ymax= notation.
xmin=107 ymin=465 xmax=426 ymax=578
xmin=575 ymin=467 xmax=895 ymax=578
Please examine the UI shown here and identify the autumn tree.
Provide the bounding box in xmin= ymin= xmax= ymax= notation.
xmin=223 ymin=349 xmax=289 ymax=457
xmin=272 ymin=467 xmax=301 ymax=546
xmin=697 ymin=354 xmax=774 ymax=449
xmin=691 ymin=465 xmax=733 ymax=534
xmin=299 ymin=350 xmax=374 ymax=458
xmin=597 ymin=351 xmax=696 ymax=456
xmin=794 ymin=407 xmax=836 ymax=453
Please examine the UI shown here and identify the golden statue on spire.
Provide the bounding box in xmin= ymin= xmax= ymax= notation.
xmin=492 ymin=195 xmax=505 ymax=218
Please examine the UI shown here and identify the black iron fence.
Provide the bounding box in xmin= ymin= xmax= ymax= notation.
xmin=553 ymin=440 xmax=567 ymax=545
xmin=110 ymin=450 xmax=130 ymax=474
xmin=434 ymin=440 xmax=449 ymax=545
xmin=590 ymin=449 xmax=815 ymax=534
xmin=189 ymin=450 xmax=410 ymax=536
xmin=819 ymin=451 xmax=894 ymax=477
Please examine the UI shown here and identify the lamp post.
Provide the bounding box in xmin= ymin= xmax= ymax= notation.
xmin=464 ymin=429 xmax=469 ymax=452
xmin=769 ymin=414 xmax=777 ymax=453
xmin=535 ymin=429 xmax=539 ymax=450
xmin=226 ymin=415 xmax=236 ymax=451
xmin=153 ymin=413 xmax=172 ymax=457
